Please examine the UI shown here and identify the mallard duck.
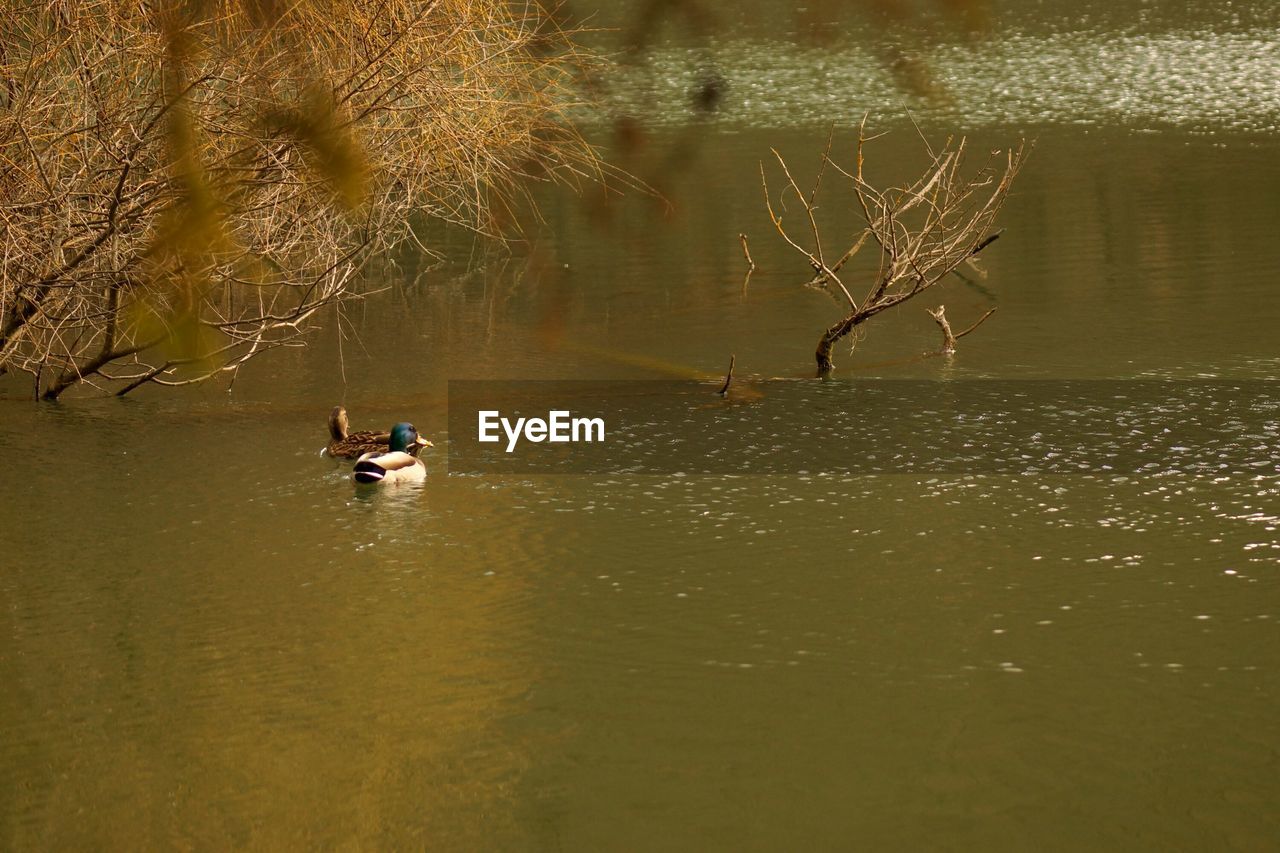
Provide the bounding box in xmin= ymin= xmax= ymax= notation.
xmin=327 ymin=405 xmax=432 ymax=459
xmin=353 ymin=423 xmax=429 ymax=485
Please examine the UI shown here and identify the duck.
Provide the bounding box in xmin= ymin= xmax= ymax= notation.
xmin=353 ymin=422 xmax=430 ymax=485
xmin=327 ymin=405 xmax=432 ymax=459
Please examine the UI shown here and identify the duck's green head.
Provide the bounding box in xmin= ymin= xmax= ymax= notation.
xmin=389 ymin=422 xmax=433 ymax=453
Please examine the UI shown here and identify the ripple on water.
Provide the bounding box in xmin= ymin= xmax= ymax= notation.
xmin=600 ymin=30 xmax=1280 ymax=134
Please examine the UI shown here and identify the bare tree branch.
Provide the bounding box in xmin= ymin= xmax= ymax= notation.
xmin=2 ymin=0 xmax=601 ymax=397
xmin=760 ymin=123 xmax=1026 ymax=373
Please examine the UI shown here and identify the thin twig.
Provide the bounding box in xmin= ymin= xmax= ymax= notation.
xmin=955 ymin=306 xmax=997 ymax=340
xmin=718 ymin=354 xmax=735 ymax=397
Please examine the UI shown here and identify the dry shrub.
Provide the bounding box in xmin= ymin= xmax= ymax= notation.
xmin=0 ymin=0 xmax=598 ymax=398
xmin=761 ymin=121 xmax=1026 ymax=372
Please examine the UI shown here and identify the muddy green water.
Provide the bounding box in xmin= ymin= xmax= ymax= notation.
xmin=3 ymin=4 xmax=1280 ymax=850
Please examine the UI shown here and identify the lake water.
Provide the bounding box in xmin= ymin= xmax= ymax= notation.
xmin=2 ymin=2 xmax=1279 ymax=849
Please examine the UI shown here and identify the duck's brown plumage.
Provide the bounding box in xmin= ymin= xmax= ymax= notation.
xmin=326 ymin=406 xmax=429 ymax=459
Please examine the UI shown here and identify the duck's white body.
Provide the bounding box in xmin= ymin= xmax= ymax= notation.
xmin=353 ymin=450 xmax=426 ymax=485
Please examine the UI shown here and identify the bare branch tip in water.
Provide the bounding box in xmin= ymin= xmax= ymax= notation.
xmin=753 ymin=119 xmax=1022 ymax=373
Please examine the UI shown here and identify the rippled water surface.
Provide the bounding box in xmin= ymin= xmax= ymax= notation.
xmin=605 ymin=31 xmax=1280 ymax=133
xmin=3 ymin=1 xmax=1280 ymax=849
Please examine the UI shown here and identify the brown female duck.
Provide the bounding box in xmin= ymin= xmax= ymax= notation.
xmin=326 ymin=405 xmax=432 ymax=459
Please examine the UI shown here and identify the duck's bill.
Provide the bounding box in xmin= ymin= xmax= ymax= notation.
xmin=415 ymin=436 xmax=434 ymax=447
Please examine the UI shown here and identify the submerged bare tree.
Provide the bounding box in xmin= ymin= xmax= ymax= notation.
xmin=761 ymin=120 xmax=1026 ymax=372
xmin=1 ymin=0 xmax=598 ymax=399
